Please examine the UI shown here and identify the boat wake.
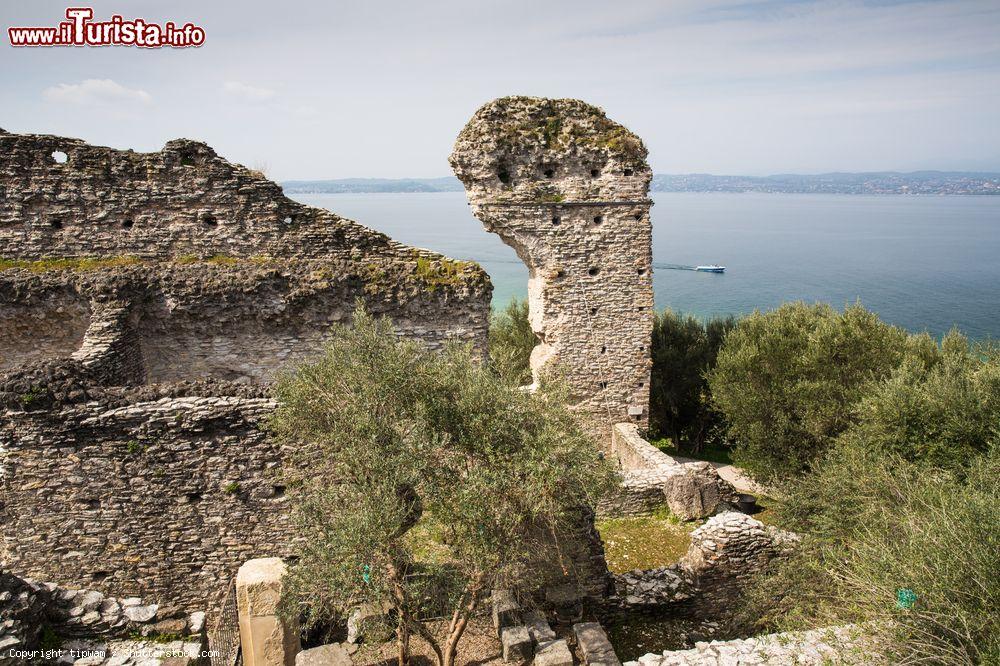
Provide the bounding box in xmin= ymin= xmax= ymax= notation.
xmin=654 ymin=263 xmax=726 ymax=273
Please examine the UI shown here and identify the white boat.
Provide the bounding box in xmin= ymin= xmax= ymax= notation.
xmin=695 ymin=265 xmax=726 ymax=273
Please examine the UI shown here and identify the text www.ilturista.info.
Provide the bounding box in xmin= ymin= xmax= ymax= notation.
xmin=8 ymin=7 xmax=205 ymax=48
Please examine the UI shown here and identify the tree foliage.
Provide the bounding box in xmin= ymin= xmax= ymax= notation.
xmin=742 ymin=440 xmax=1000 ymax=665
xmin=739 ymin=332 xmax=1000 ymax=664
xmin=648 ymin=309 xmax=736 ymax=452
xmin=488 ymin=298 xmax=535 ymax=385
xmin=841 ymin=330 xmax=999 ymax=473
xmin=271 ymin=306 xmax=613 ymax=666
xmin=708 ymin=302 xmax=913 ymax=482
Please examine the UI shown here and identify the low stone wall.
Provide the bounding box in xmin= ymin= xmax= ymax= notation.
xmin=609 ymin=513 xmax=798 ymax=618
xmin=600 ymin=424 xmax=737 ymax=521
xmin=0 ymin=569 xmax=195 ymax=661
xmin=625 ymin=626 xmax=867 ymax=666
xmin=610 ymin=423 xmax=676 ymax=471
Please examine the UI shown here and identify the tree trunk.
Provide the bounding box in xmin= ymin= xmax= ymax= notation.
xmin=440 ymin=580 xmax=482 ymax=666
xmin=396 ymin=612 xmax=410 ymax=666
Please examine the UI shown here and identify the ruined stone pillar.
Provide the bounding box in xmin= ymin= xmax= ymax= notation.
xmin=237 ymin=558 xmax=300 ymax=666
xmin=450 ymin=97 xmax=654 ymax=438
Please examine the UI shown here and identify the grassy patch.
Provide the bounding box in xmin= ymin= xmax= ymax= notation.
xmin=597 ymin=515 xmax=694 ymax=573
xmin=746 ymin=496 xmax=784 ymax=529
xmin=403 ymin=514 xmax=455 ymax=565
xmin=650 ymin=437 xmax=734 ymax=466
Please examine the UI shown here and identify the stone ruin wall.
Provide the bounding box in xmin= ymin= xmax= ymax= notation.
xmin=1 ymin=382 xmax=291 ymax=619
xmin=450 ymin=97 xmax=654 ymax=439
xmin=0 ymin=129 xmax=493 ymax=617
xmin=0 ymin=129 xmax=491 ymax=380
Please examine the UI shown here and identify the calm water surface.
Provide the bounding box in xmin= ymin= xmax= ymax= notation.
xmin=291 ymin=192 xmax=1000 ymax=339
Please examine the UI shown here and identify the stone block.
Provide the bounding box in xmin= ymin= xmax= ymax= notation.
xmin=533 ymin=639 xmax=573 ymax=666
xmin=124 ymin=603 xmax=158 ymax=623
xmin=501 ymin=625 xmax=533 ymax=663
xmin=573 ymin=623 xmax=620 ymax=666
xmin=237 ymin=558 xmax=286 ymax=617
xmin=523 ymin=610 xmax=556 ymax=644
xmin=295 ymin=643 xmax=354 ymax=666
xmin=491 ymin=589 xmax=522 ymax=636
xmin=237 ymin=558 xmax=300 ymax=666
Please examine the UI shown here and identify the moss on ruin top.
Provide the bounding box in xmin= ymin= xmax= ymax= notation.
xmin=0 ymin=255 xmax=281 ymax=273
xmin=453 ymin=96 xmax=648 ymax=166
xmin=0 ymin=256 xmax=147 ymax=273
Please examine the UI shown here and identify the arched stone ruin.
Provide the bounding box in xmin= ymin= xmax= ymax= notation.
xmin=450 ymin=97 xmax=654 ymax=436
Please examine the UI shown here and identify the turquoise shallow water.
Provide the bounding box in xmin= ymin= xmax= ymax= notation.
xmin=291 ymin=191 xmax=1000 ymax=340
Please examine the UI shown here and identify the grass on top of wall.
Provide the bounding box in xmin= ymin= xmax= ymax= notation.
xmin=0 ymin=256 xmax=145 ymax=272
xmin=0 ymin=254 xmax=282 ymax=273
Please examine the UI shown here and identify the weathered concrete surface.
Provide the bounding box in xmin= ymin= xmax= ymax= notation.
xmin=451 ymin=97 xmax=653 ymax=437
xmin=237 ymin=558 xmax=300 ymax=666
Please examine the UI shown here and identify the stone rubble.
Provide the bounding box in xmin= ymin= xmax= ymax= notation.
xmin=623 ymin=626 xmax=868 ymax=666
xmin=572 ymin=622 xmax=621 ymax=666
xmin=0 ymin=570 xmax=204 ymax=665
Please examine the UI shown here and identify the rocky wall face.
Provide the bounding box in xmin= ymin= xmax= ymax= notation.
xmin=0 ymin=130 xmax=494 ymax=617
xmin=0 ymin=293 xmax=91 ymax=372
xmin=450 ymin=97 xmax=653 ymax=438
xmin=0 ymin=133 xmax=400 ymax=261
xmin=0 ymin=383 xmax=291 ymax=618
xmin=0 ymin=131 xmax=492 ymax=384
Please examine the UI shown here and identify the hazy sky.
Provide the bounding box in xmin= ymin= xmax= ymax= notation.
xmin=3 ymin=0 xmax=999 ymax=179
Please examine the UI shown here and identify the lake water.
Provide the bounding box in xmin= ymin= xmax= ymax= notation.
xmin=291 ymin=192 xmax=1000 ymax=340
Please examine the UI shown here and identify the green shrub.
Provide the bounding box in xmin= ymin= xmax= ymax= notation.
xmin=840 ymin=330 xmax=999 ymax=473
xmin=271 ymin=305 xmax=613 ymax=666
xmin=743 ymin=441 xmax=1000 ymax=665
xmin=709 ymin=302 xmax=911 ymax=483
xmin=488 ymin=298 xmax=535 ymax=385
xmin=649 ymin=309 xmax=735 ymax=453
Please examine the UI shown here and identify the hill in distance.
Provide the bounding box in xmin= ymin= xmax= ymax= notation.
xmin=281 ymin=171 xmax=1000 ymax=195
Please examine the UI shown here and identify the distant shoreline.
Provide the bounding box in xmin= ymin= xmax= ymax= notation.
xmin=283 ymin=171 xmax=1000 ymax=196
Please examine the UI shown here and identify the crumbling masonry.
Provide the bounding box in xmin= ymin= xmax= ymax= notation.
xmin=0 ymin=128 xmax=492 ymax=616
xmin=450 ymin=97 xmax=654 ymax=435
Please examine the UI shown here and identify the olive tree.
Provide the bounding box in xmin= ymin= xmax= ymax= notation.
xmin=708 ymin=302 xmax=912 ymax=482
xmin=488 ymin=298 xmax=535 ymax=384
xmin=649 ymin=309 xmax=736 ymax=452
xmin=271 ymin=306 xmax=613 ymax=666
